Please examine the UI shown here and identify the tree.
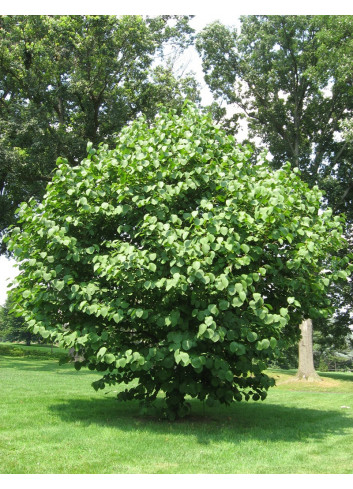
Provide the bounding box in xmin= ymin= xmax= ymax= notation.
xmin=0 ymin=15 xmax=199 ymax=252
xmin=296 ymin=319 xmax=322 ymax=381
xmin=196 ymin=15 xmax=353 ymax=378
xmin=0 ymin=295 xmax=37 ymax=345
xmin=313 ymin=327 xmax=353 ymax=372
xmin=196 ymin=16 xmax=353 ymax=197
xmin=6 ymin=103 xmax=350 ymax=418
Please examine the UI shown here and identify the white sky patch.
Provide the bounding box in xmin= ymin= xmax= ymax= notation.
xmin=0 ymin=256 xmax=18 ymax=306
xmin=1 ymin=0 xmax=352 ymax=15
xmin=333 ymin=131 xmax=344 ymax=143
xmin=278 ymin=90 xmax=290 ymax=102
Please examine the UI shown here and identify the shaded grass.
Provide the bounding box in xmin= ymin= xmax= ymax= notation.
xmin=0 ymin=355 xmax=352 ymax=474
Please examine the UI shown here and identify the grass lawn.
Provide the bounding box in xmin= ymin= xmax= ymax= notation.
xmin=0 ymin=342 xmax=67 ymax=358
xmin=0 ymin=355 xmax=352 ymax=474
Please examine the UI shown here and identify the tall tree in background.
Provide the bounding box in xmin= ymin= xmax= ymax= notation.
xmin=196 ymin=15 xmax=353 ymax=378
xmin=196 ymin=15 xmax=353 ymax=211
xmin=0 ymin=295 xmax=38 ymax=345
xmin=0 ymin=15 xmax=199 ymax=251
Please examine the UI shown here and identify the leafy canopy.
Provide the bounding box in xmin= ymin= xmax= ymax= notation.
xmin=0 ymin=15 xmax=198 ymax=251
xmin=7 ymin=103 xmax=350 ymax=418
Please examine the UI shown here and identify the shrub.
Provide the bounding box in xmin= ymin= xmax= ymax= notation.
xmin=7 ymin=103 xmax=350 ymax=418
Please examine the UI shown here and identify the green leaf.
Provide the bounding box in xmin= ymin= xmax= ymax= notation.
xmin=116 ymin=358 xmax=127 ymax=368
xmin=208 ymin=304 xmax=218 ymax=315
xmin=104 ymin=353 xmax=116 ymax=364
xmin=198 ymin=323 xmax=207 ymax=336
xmin=191 ymin=356 xmax=202 ymax=369
xmin=247 ymin=331 xmax=258 ymax=342
xmin=170 ymin=310 xmax=180 ymax=326
xmin=232 ymin=297 xmax=243 ymax=307
xmin=205 ymin=316 xmax=214 ymax=326
xmin=256 ymin=339 xmax=270 ymax=351
xmin=202 ymin=243 xmax=210 ymax=254
xmin=230 ymin=342 xmax=246 ymax=355
xmin=241 ymin=243 xmax=250 ymax=254
xmin=225 ymin=370 xmax=233 ymax=382
xmin=97 ymin=347 xmax=107 ymax=359
xmin=221 ymin=275 xmax=229 ymax=288
xmin=216 ymin=274 xmax=229 ymax=290
xmin=280 ymin=308 xmax=288 ymax=317
xmin=239 ymin=291 xmax=246 ymax=302
xmin=179 ymin=351 xmax=190 ymax=366
xmin=54 ymin=280 xmax=65 ymax=291
xmin=113 ymin=311 xmax=123 ymax=323
xmin=219 ymin=300 xmax=229 ymax=311
xmin=182 ymin=339 xmax=192 ymax=350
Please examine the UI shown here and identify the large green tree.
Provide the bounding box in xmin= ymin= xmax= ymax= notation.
xmin=0 ymin=15 xmax=199 ymax=251
xmin=196 ymin=15 xmax=353 ymax=216
xmin=196 ymin=15 xmax=353 ymax=376
xmin=7 ymin=104 xmax=350 ymax=418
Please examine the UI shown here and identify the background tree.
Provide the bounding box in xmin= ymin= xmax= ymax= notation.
xmin=0 ymin=14 xmax=199 ymax=252
xmin=313 ymin=328 xmax=353 ymax=372
xmin=7 ymin=104 xmax=350 ymax=419
xmin=196 ymin=15 xmax=353 ymax=376
xmin=0 ymin=295 xmax=38 ymax=345
xmin=196 ymin=16 xmax=353 ymax=199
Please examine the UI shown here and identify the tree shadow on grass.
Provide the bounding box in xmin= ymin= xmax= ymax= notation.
xmin=0 ymin=357 xmax=96 ymax=375
xmin=48 ymin=395 xmax=352 ymax=446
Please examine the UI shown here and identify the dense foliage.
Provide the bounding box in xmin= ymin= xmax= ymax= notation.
xmin=7 ymin=104 xmax=350 ymax=418
xmin=0 ymin=14 xmax=198 ymax=250
xmin=196 ymin=14 xmax=353 ymax=349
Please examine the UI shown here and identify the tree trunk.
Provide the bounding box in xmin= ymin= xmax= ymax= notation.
xmin=295 ymin=319 xmax=322 ymax=381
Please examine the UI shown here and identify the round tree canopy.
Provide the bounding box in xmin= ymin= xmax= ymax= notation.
xmin=7 ymin=103 xmax=350 ymax=418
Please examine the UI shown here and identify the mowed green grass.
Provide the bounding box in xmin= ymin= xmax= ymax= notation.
xmin=0 ymin=355 xmax=352 ymax=474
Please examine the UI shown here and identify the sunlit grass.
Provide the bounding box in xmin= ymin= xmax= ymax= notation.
xmin=0 ymin=355 xmax=352 ymax=474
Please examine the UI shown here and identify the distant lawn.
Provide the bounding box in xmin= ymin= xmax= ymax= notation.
xmin=0 ymin=342 xmax=67 ymax=359
xmin=0 ymin=355 xmax=352 ymax=474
